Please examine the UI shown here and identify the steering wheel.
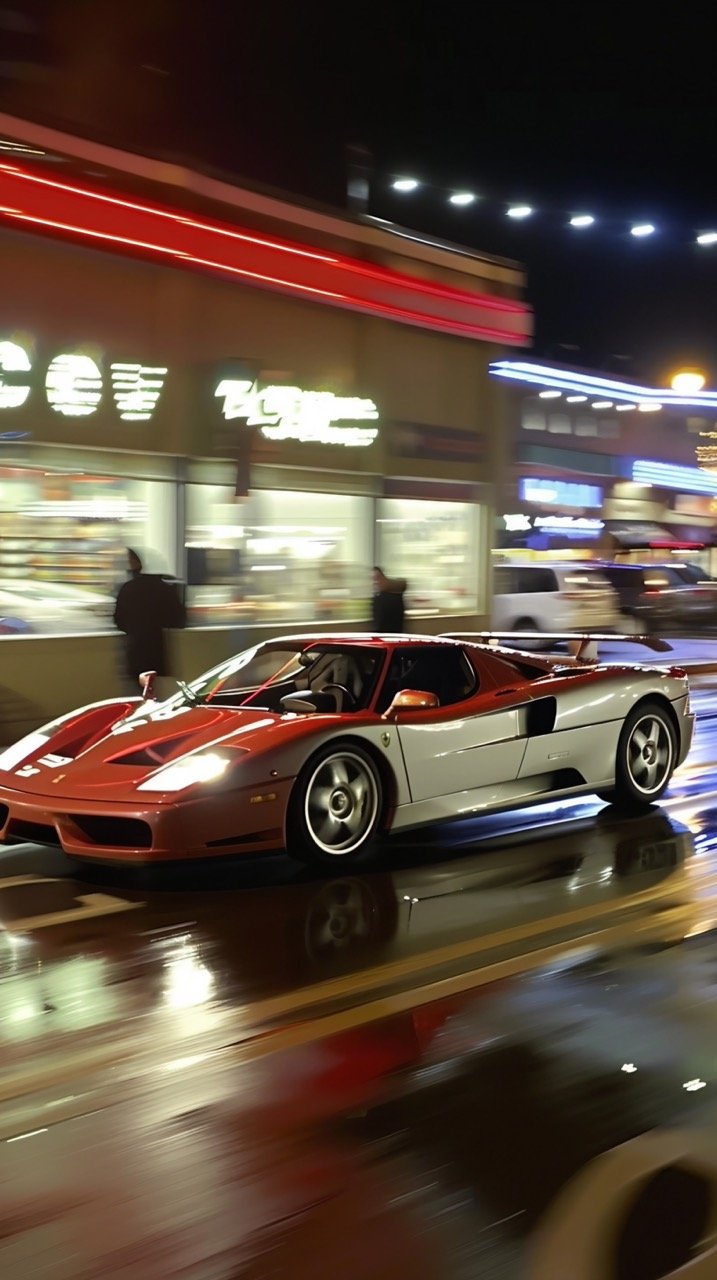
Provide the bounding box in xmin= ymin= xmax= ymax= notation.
xmin=319 ymin=683 xmax=357 ymax=710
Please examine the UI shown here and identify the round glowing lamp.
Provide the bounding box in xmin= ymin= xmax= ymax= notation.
xmin=670 ymin=368 xmax=707 ymax=395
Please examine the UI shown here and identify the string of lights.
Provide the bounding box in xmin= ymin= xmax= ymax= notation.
xmin=382 ymin=170 xmax=717 ymax=247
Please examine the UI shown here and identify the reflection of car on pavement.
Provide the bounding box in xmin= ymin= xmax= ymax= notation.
xmin=0 ymin=632 xmax=694 ymax=868
xmin=0 ymin=579 xmax=115 ymax=633
xmin=0 ymin=807 xmax=693 ymax=1020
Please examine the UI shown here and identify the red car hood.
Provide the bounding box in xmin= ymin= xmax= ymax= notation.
xmin=2 ymin=704 xmax=295 ymax=801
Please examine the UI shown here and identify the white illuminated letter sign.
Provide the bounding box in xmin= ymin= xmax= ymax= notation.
xmin=46 ymin=353 xmax=103 ymax=417
xmin=214 ymin=379 xmax=379 ymax=447
xmin=0 ymin=340 xmax=31 ymax=410
xmin=110 ymin=362 xmax=168 ymax=421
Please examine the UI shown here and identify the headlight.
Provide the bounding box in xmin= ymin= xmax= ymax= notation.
xmin=137 ymin=751 xmax=230 ymax=792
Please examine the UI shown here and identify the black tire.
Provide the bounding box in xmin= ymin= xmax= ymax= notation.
xmin=287 ymin=742 xmax=384 ymax=866
xmin=601 ymin=700 xmax=677 ymax=808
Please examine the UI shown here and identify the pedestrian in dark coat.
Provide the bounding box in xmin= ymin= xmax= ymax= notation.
xmin=114 ymin=548 xmax=186 ymax=683
xmin=372 ymin=565 xmax=407 ymax=632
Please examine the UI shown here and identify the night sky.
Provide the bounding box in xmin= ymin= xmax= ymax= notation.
xmin=2 ymin=1 xmax=717 ymax=383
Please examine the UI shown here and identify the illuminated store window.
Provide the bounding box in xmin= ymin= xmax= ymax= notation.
xmin=521 ymin=407 xmax=546 ymax=431
xmin=376 ymin=498 xmax=481 ymax=615
xmin=547 ymin=413 xmax=572 ymax=435
xmin=185 ymin=485 xmax=372 ymax=626
xmin=0 ymin=466 xmax=175 ymax=635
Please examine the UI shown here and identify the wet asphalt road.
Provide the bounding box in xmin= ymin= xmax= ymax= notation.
xmin=2 ymin=681 xmax=717 ymax=1275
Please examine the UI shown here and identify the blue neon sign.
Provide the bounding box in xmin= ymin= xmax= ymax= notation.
xmin=520 ymin=477 xmax=603 ymax=508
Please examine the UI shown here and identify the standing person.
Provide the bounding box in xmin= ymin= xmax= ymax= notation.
xmin=372 ymin=565 xmax=407 ymax=632
xmin=114 ymin=548 xmax=186 ymax=690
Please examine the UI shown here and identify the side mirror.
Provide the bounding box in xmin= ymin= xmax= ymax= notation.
xmin=139 ymin=670 xmax=157 ymax=701
xmin=382 ymin=688 xmax=439 ymax=719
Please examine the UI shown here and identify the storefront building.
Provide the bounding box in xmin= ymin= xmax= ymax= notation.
xmin=0 ymin=114 xmax=530 ymax=740
xmin=490 ymin=359 xmax=717 ymax=571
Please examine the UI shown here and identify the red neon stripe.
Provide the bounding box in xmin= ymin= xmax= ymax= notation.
xmin=0 ymin=163 xmax=339 ymax=264
xmin=6 ymin=211 xmax=345 ymax=301
xmin=0 ymin=162 xmax=532 ymax=345
xmin=1 ymin=162 xmax=527 ymax=316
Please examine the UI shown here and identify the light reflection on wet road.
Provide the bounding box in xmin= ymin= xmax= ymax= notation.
xmin=2 ymin=684 xmax=717 ymax=1275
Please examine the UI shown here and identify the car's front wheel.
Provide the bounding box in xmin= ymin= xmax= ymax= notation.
xmin=287 ymin=742 xmax=384 ymax=865
xmin=598 ymin=700 xmax=676 ymax=807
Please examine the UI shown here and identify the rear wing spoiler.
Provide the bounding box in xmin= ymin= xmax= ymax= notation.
xmin=441 ymin=632 xmax=673 ymax=662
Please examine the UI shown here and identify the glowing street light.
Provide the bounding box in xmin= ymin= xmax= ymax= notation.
xmin=507 ymin=204 xmax=533 ymax=219
xmin=630 ymin=223 xmax=656 ymax=237
xmin=697 ymin=232 xmax=717 ymax=246
xmin=449 ymin=191 xmax=476 ymax=206
xmin=392 ymin=177 xmax=419 ymax=192
xmin=569 ymin=214 xmax=595 ymax=228
xmin=671 ymin=368 xmax=706 ymax=394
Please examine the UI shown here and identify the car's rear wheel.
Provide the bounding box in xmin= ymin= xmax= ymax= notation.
xmin=598 ymin=700 xmax=676 ymax=807
xmin=287 ymin=742 xmax=384 ymax=866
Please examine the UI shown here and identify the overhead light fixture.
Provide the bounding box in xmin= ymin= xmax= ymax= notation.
xmin=671 ymin=369 xmax=706 ymax=394
xmin=566 ymin=395 xmax=588 ymax=403
xmin=616 ymin=402 xmax=637 ymax=411
xmin=569 ymin=214 xmax=595 ymax=228
xmin=630 ymin=223 xmax=656 ymax=237
xmin=449 ymin=191 xmax=475 ymax=206
xmin=697 ymin=232 xmax=717 ymax=246
xmin=591 ymin=401 xmax=614 ymax=409
xmin=638 ymin=402 xmax=662 ymax=412
xmin=538 ymin=390 xmax=561 ymax=399
xmin=507 ymin=205 xmax=533 ymax=219
xmin=392 ymin=177 xmax=419 ymax=192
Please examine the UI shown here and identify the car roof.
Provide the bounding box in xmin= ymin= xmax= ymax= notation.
xmin=596 ymin=561 xmax=682 ymax=570
xmin=271 ymin=632 xmax=464 ymax=647
xmin=496 ymin=563 xmax=612 ymax=576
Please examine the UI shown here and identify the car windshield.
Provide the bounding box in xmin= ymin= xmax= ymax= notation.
xmin=166 ymin=639 xmax=383 ymax=712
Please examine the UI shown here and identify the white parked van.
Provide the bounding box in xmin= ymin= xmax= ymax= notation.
xmin=492 ymin=563 xmax=620 ymax=647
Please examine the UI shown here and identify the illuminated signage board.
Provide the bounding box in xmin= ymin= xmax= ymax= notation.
xmin=0 ymin=338 xmax=168 ymax=421
xmin=633 ymin=458 xmax=717 ymax=497
xmin=214 ymin=378 xmax=379 ymax=447
xmin=519 ymin=477 xmax=604 ymax=508
xmin=0 ymin=334 xmax=378 ymax=446
xmin=502 ymin=512 xmax=604 ymax=536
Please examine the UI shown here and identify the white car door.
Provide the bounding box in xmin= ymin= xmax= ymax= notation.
xmin=395 ymin=694 xmax=531 ymax=803
xmin=380 ymin=645 xmax=531 ymax=803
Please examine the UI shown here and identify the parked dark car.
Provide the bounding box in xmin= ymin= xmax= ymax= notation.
xmin=598 ymin=561 xmax=717 ymax=631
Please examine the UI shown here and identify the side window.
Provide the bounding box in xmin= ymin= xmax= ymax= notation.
xmin=376 ymin=647 xmax=477 ymax=712
xmin=605 ymin=568 xmax=632 ymax=589
xmin=522 ymin=568 xmax=557 ymax=593
xmin=660 ymin=568 xmax=687 ymax=587
xmin=493 ymin=566 xmax=514 ymax=595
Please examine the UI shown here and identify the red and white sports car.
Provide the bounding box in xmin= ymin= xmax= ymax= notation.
xmin=0 ymin=633 xmax=694 ymax=867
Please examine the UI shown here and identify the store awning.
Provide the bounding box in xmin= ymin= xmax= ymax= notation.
xmin=603 ymin=521 xmax=708 ymax=550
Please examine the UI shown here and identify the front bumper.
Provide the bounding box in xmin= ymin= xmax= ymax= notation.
xmin=0 ymin=779 xmax=292 ymax=863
